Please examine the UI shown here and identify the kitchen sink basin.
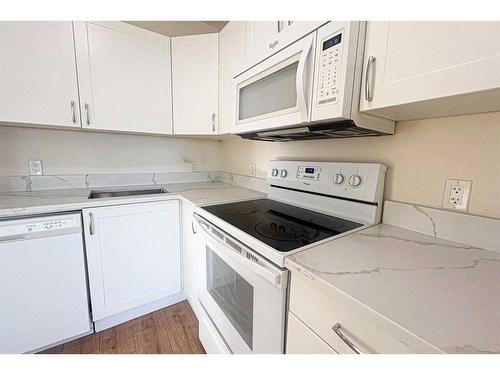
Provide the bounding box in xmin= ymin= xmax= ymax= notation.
xmin=88 ymin=188 xmax=168 ymax=199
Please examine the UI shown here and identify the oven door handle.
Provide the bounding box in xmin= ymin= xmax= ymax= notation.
xmin=194 ymin=214 xmax=287 ymax=289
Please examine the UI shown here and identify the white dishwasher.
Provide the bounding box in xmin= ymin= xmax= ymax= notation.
xmin=0 ymin=213 xmax=92 ymax=353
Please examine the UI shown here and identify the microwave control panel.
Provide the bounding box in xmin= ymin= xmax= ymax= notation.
xmin=297 ymin=166 xmax=322 ymax=180
xmin=317 ymin=31 xmax=343 ymax=106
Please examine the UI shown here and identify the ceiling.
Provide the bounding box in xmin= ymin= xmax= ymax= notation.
xmin=124 ymin=21 xmax=228 ymax=37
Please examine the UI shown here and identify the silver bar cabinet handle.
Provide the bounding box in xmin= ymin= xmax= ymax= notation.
xmin=191 ymin=220 xmax=197 ymax=234
xmin=89 ymin=213 xmax=95 ymax=235
xmin=211 ymin=112 xmax=216 ymax=132
xmin=332 ymin=323 xmax=362 ymax=354
xmin=364 ymin=56 xmax=376 ymax=102
xmin=277 ymin=21 xmax=282 ymax=33
xmin=84 ymin=103 xmax=91 ymax=125
xmin=70 ymin=100 xmax=77 ymax=123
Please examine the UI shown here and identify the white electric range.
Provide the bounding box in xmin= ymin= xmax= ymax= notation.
xmin=193 ymin=160 xmax=386 ymax=354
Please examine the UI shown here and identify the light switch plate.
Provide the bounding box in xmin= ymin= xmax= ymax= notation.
xmin=442 ymin=179 xmax=472 ymax=211
xmin=28 ymin=160 xmax=43 ymax=175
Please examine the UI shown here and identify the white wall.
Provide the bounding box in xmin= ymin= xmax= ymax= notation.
xmin=1 ymin=111 xmax=499 ymax=219
xmin=221 ymin=111 xmax=500 ymax=219
xmin=0 ymin=126 xmax=224 ymax=175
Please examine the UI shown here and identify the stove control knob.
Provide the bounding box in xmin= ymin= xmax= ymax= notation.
xmin=271 ymin=168 xmax=279 ymax=177
xmin=280 ymin=169 xmax=288 ymax=178
xmin=333 ymin=173 xmax=345 ymax=185
xmin=349 ymin=174 xmax=363 ymax=188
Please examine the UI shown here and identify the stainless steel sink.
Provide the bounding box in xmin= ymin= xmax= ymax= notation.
xmin=88 ymin=188 xmax=168 ymax=199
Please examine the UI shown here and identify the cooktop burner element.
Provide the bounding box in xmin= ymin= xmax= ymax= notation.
xmin=203 ymin=199 xmax=362 ymax=252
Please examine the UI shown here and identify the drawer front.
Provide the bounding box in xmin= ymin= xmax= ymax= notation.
xmin=286 ymin=311 xmax=338 ymax=354
xmin=289 ymin=270 xmax=440 ymax=354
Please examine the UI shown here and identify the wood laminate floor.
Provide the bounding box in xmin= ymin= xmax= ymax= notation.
xmin=40 ymin=301 xmax=206 ymax=354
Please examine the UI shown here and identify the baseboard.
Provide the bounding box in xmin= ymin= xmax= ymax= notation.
xmin=33 ymin=327 xmax=94 ymax=354
xmin=94 ymin=292 xmax=185 ymax=332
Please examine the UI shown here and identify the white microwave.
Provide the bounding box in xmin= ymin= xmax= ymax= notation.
xmin=234 ymin=21 xmax=395 ymax=141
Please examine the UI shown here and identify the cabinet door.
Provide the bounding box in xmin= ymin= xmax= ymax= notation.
xmin=245 ymin=21 xmax=280 ymax=55
xmin=288 ymin=270 xmax=440 ymax=353
xmin=0 ymin=22 xmax=81 ymax=128
xmin=172 ymin=33 xmax=219 ymax=135
xmin=83 ymin=201 xmax=181 ymax=321
xmin=74 ymin=22 xmax=173 ymax=134
xmin=360 ymin=21 xmax=500 ymax=120
xmin=219 ymin=21 xmax=246 ymax=135
xmin=286 ymin=312 xmax=338 ymax=354
xmin=242 ymin=21 xmax=326 ymax=73
xmin=180 ymin=201 xmax=202 ymax=318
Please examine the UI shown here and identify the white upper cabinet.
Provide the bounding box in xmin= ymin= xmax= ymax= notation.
xmin=360 ymin=21 xmax=500 ymax=120
xmin=219 ymin=21 xmax=246 ymax=135
xmin=242 ymin=21 xmax=326 ymax=72
xmin=0 ymin=22 xmax=81 ymax=128
xmin=172 ymin=33 xmax=219 ymax=135
xmin=74 ymin=22 xmax=173 ymax=134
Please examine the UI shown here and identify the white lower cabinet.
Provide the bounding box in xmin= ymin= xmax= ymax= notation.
xmin=181 ymin=200 xmax=202 ymax=318
xmin=83 ymin=201 xmax=182 ymax=329
xmin=286 ymin=312 xmax=338 ymax=354
xmin=287 ymin=271 xmax=441 ymax=354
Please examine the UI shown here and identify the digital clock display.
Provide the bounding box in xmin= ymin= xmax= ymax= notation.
xmin=305 ymin=167 xmax=315 ymax=174
xmin=322 ymin=33 xmax=342 ymax=51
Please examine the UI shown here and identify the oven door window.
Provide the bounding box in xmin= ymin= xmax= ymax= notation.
xmin=206 ymin=246 xmax=254 ymax=349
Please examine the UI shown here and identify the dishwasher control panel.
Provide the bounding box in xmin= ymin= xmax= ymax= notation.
xmin=0 ymin=217 xmax=78 ymax=238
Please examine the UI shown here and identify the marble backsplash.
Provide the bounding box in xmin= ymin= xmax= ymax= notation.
xmin=383 ymin=200 xmax=500 ymax=253
xmin=0 ymin=171 xmax=268 ymax=194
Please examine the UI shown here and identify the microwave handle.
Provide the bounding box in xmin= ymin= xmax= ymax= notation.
xmin=296 ymin=35 xmax=314 ymax=122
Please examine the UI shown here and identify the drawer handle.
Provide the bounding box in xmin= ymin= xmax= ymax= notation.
xmin=332 ymin=323 xmax=362 ymax=354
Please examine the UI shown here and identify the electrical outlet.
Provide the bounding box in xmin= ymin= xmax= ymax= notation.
xmin=442 ymin=179 xmax=472 ymax=211
xmin=28 ymin=160 xmax=43 ymax=176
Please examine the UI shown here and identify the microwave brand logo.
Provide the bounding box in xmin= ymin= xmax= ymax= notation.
xmin=269 ymin=40 xmax=279 ymax=49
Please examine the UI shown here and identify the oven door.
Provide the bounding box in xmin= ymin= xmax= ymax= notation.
xmin=234 ymin=33 xmax=316 ymax=134
xmin=195 ymin=216 xmax=288 ymax=354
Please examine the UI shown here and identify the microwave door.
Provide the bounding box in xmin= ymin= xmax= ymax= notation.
xmin=234 ymin=33 xmax=316 ymax=134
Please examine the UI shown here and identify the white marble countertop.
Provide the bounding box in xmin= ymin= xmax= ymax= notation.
xmin=285 ymin=223 xmax=500 ymax=354
xmin=0 ymin=182 xmax=266 ymax=218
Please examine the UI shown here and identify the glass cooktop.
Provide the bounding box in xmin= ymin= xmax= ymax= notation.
xmin=202 ymin=199 xmax=363 ymax=252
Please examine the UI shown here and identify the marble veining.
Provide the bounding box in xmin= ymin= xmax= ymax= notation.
xmin=0 ymin=171 xmax=267 ymax=195
xmin=285 ymin=223 xmax=500 ymax=354
xmin=384 ymin=200 xmax=500 ymax=253
xmin=0 ymin=181 xmax=266 ymax=219
xmin=413 ymin=204 xmax=438 ymax=237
